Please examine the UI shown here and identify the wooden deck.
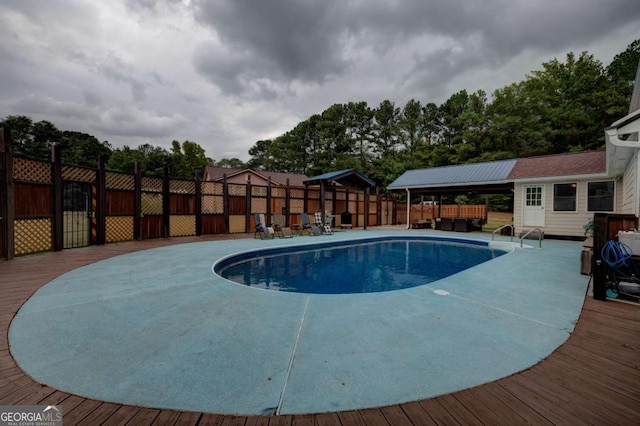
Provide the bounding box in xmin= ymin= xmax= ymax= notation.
xmin=1 ymin=235 xmax=639 ymax=425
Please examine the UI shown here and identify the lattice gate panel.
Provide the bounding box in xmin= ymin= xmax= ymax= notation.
xmin=251 ymin=198 xmax=267 ymax=214
xmin=229 ymin=215 xmax=246 ymax=233
xmin=202 ymin=196 xmax=224 ymax=214
xmin=106 ymin=216 xmax=134 ymax=242
xmin=62 ymin=166 xmax=96 ymax=183
xmin=170 ymin=216 xmax=196 ymax=237
xmin=142 ymin=193 xmax=163 ymax=215
xmin=251 ymin=186 xmax=267 ymax=197
xmin=290 ymin=199 xmax=304 ymax=213
xmin=106 ymin=172 xmax=135 ymax=190
xmin=14 ymin=218 xmax=52 ymax=255
xmin=13 ymin=157 xmax=51 ymax=183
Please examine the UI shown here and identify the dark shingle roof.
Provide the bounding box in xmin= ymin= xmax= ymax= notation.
xmin=507 ymin=151 xmax=606 ymax=179
xmin=204 ymin=166 xmax=308 ymax=186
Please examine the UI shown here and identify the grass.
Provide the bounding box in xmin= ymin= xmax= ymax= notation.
xmin=485 ymin=211 xmax=513 ymax=231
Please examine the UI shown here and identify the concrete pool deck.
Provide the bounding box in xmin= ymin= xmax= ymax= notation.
xmin=8 ymin=230 xmax=589 ymax=415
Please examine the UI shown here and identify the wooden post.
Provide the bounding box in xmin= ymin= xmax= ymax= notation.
xmin=355 ymin=191 xmax=360 ymax=228
xmin=223 ymin=174 xmax=229 ymax=234
xmin=319 ymin=180 xmax=325 ymax=224
xmin=364 ymin=187 xmax=370 ymax=230
xmin=133 ymin=163 xmax=142 ymax=240
xmin=376 ymin=187 xmax=381 ymax=226
xmin=267 ymin=176 xmax=272 ymax=224
xmin=592 ymin=213 xmax=607 ymax=301
xmin=96 ymin=156 xmax=106 ymax=245
xmin=0 ymin=127 xmax=14 ymax=259
xmin=285 ymin=178 xmax=290 ymax=226
xmin=195 ymin=169 xmax=202 ymax=237
xmin=162 ymin=164 xmax=170 ymax=238
xmin=245 ymin=174 xmax=251 ymax=232
xmin=303 ymin=184 xmax=308 ymax=214
xmin=51 ymin=144 xmax=63 ymax=251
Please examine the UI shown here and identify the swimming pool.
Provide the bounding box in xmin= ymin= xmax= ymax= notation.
xmin=215 ymin=237 xmax=507 ymax=293
xmin=9 ymin=231 xmax=588 ymax=415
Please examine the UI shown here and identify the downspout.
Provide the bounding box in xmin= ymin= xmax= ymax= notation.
xmin=405 ymin=188 xmax=411 ymax=229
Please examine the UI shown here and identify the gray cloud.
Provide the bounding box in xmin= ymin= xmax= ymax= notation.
xmin=69 ymin=50 xmax=149 ymax=102
xmin=0 ymin=0 xmax=638 ymax=161
xmin=193 ymin=0 xmax=351 ymax=96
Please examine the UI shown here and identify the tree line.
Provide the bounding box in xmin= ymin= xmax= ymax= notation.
xmin=247 ymin=39 xmax=639 ymax=192
xmin=0 ymin=115 xmax=213 ymax=180
xmin=1 ymin=39 xmax=638 ymax=186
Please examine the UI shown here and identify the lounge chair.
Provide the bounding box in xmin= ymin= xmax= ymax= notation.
xmin=601 ymin=240 xmax=640 ymax=300
xmin=301 ymin=212 xmax=321 ymax=236
xmin=315 ymin=211 xmax=333 ymax=235
xmin=272 ymin=213 xmax=293 ymax=238
xmin=254 ymin=213 xmax=275 ymax=239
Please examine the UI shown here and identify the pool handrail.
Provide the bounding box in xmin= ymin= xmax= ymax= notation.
xmin=492 ymin=224 xmax=514 ymax=242
xmin=520 ymin=227 xmax=543 ymax=248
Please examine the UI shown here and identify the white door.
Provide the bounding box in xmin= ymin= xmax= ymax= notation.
xmin=523 ymin=185 xmax=545 ymax=227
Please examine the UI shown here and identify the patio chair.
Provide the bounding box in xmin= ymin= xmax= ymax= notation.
xmin=254 ymin=213 xmax=275 ymax=239
xmin=314 ymin=211 xmax=333 ymax=235
xmin=601 ymin=240 xmax=640 ymax=300
xmin=301 ymin=213 xmax=321 ymax=236
xmin=272 ymin=213 xmax=293 ymax=238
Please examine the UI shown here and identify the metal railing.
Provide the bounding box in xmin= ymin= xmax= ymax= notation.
xmin=520 ymin=228 xmax=543 ymax=248
xmin=492 ymin=224 xmax=514 ymax=242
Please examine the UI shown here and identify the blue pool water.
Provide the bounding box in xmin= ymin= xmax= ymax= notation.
xmin=215 ymin=237 xmax=507 ymax=294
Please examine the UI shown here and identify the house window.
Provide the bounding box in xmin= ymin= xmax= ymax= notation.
xmin=554 ymin=183 xmax=577 ymax=212
xmin=587 ymin=181 xmax=614 ymax=212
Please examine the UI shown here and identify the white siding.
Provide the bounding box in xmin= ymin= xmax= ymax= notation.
xmin=513 ymin=178 xmax=617 ymax=238
xmin=621 ymin=153 xmax=638 ymax=215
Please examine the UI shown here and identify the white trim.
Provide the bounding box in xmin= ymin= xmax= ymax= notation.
xmin=513 ymin=173 xmax=609 ymax=184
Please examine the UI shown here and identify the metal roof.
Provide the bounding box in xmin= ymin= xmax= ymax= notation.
xmin=304 ymin=168 xmax=376 ymax=187
xmin=388 ymin=159 xmax=517 ymax=190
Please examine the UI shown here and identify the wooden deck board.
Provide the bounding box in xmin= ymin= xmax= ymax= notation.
xmin=76 ymin=403 xmax=121 ymax=425
xmin=1 ymin=235 xmax=639 ymax=425
xmin=399 ymin=401 xmax=437 ymax=426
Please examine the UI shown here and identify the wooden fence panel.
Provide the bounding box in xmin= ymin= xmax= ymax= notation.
xmin=2 ymin=148 xmax=391 ymax=256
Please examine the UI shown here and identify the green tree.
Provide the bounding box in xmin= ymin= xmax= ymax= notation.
xmin=606 ymin=38 xmax=640 ymax=117
xmin=523 ymin=51 xmax=610 ymax=152
xmin=247 ymin=139 xmax=275 ymax=170
xmin=344 ymin=101 xmax=374 ymax=170
xmin=1 ymin=115 xmax=60 ymax=160
xmin=372 ymin=100 xmax=400 ymax=157
xmin=59 ymin=131 xmax=112 ymax=167
xmin=214 ymin=158 xmax=247 ymax=169
xmin=398 ymin=99 xmax=426 ymax=157
xmin=170 ymin=140 xmax=213 ymax=179
xmin=108 ymin=144 xmax=170 ymax=176
xmin=439 ymin=90 xmax=469 ymax=149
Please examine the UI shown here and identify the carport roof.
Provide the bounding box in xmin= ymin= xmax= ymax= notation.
xmin=388 ymin=159 xmax=517 ymax=192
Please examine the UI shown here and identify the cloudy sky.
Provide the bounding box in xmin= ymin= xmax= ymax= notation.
xmin=1 ymin=1 xmax=639 ymax=161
